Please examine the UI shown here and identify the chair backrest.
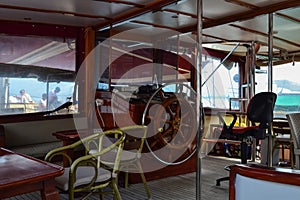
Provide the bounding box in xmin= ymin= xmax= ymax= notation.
xmin=119 ymin=125 xmax=147 ymax=153
xmin=83 ymin=129 xmax=125 ymax=172
xmin=286 ymin=113 xmax=300 ymax=149
xmin=272 ymin=117 xmax=291 ymax=136
xmin=246 ymin=92 xmax=277 ymax=126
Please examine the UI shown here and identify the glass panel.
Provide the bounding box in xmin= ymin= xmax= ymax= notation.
xmin=202 ymin=55 xmax=239 ymax=109
xmin=255 ymin=62 xmax=300 ymax=118
xmin=0 ymin=34 xmax=76 ymax=115
xmin=273 ymin=62 xmax=300 ymax=118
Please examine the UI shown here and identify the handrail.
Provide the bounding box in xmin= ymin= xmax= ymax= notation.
xmin=202 ymin=42 xmax=240 ymax=87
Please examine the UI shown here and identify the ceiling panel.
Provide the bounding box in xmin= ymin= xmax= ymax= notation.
xmin=133 ymin=11 xmax=197 ymax=29
xmin=0 ymin=8 xmax=104 ymax=27
xmin=240 ymin=0 xmax=287 ymax=7
xmin=203 ymin=23 xmax=298 ymax=53
xmin=273 ymin=15 xmax=300 ymax=47
xmin=0 ymin=0 xmax=297 ymax=62
xmin=0 ymin=0 xmax=135 ymax=16
xmin=203 ymin=0 xmax=251 ymax=19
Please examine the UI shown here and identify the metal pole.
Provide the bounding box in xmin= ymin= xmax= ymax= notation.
xmin=249 ymin=42 xmax=256 ymax=162
xmin=196 ymin=0 xmax=203 ymax=199
xmin=267 ymin=13 xmax=274 ymax=167
xmin=202 ymin=42 xmax=240 ymax=87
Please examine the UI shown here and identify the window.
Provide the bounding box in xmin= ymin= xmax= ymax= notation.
xmin=0 ymin=34 xmax=77 ymax=115
xmin=255 ymin=61 xmax=300 ymax=118
xmin=202 ymin=55 xmax=239 ymax=109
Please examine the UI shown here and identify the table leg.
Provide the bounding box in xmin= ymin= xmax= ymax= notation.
xmin=63 ymin=141 xmax=74 ymax=167
xmin=41 ymin=179 xmax=60 ymax=200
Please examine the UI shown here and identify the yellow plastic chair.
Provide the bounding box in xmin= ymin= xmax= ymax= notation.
xmin=91 ymin=125 xmax=151 ymax=199
xmin=119 ymin=125 xmax=151 ymax=199
xmin=45 ymin=129 xmax=125 ymax=200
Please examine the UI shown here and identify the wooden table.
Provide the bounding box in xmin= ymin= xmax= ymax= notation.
xmin=52 ymin=129 xmax=82 ymax=167
xmin=52 ymin=129 xmax=81 ymax=146
xmin=0 ymin=147 xmax=64 ymax=199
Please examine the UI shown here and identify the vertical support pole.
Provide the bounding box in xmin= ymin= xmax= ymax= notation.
xmin=267 ymin=13 xmax=274 ymax=167
xmin=196 ymin=0 xmax=203 ymax=200
xmin=250 ymin=42 xmax=256 ymax=162
xmin=108 ymin=24 xmax=113 ymax=91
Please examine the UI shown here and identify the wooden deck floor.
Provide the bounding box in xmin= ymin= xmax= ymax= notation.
xmin=4 ymin=156 xmax=239 ymax=200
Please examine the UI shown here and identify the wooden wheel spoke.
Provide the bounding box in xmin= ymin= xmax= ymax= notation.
xmin=161 ymin=128 xmax=172 ymax=138
xmin=164 ymin=119 xmax=173 ymax=125
xmin=158 ymin=90 xmax=166 ymax=101
xmin=150 ymin=139 xmax=159 ymax=148
xmin=174 ymin=102 xmax=181 ymax=117
xmin=165 ymin=104 xmax=175 ymax=116
xmin=143 ymin=84 xmax=197 ymax=163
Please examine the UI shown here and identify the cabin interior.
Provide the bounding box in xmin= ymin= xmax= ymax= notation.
xmin=0 ymin=0 xmax=300 ymax=200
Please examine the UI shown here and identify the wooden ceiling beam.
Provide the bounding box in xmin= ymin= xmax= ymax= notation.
xmin=202 ymin=34 xmax=227 ymax=42
xmin=131 ymin=20 xmax=176 ymax=30
xmin=230 ymin=24 xmax=300 ymax=48
xmin=161 ymin=8 xmax=197 ymax=18
xmin=0 ymin=4 xmax=110 ymax=19
xmin=178 ymin=0 xmax=300 ymax=33
xmin=275 ymin=12 xmax=300 ymax=24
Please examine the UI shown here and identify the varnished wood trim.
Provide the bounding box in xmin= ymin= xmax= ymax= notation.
xmin=230 ymin=24 xmax=300 ymax=48
xmin=275 ymin=12 xmax=300 ymax=24
xmin=0 ymin=113 xmax=75 ymax=124
xmin=0 ymin=4 xmax=111 ymax=20
xmin=131 ymin=20 xmax=176 ymax=30
xmin=162 ymin=8 xmax=197 ymax=18
xmin=230 ymin=164 xmax=300 ymax=200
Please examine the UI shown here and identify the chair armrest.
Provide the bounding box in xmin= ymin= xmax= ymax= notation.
xmin=217 ymin=111 xmax=238 ymax=132
xmin=45 ymin=139 xmax=84 ymax=165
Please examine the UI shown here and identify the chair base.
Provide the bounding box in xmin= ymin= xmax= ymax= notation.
xmin=216 ymin=176 xmax=229 ymax=186
xmin=216 ymin=141 xmax=248 ymax=186
xmin=216 ymin=165 xmax=231 ymax=186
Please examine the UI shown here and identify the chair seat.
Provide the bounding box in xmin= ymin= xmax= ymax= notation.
xmin=90 ymin=149 xmax=139 ymax=162
xmin=231 ymin=126 xmax=260 ymax=134
xmin=55 ymin=166 xmax=112 ymax=191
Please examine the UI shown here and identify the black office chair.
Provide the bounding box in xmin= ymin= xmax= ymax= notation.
xmin=215 ymin=92 xmax=277 ymax=186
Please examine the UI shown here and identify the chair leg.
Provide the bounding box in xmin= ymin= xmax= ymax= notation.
xmin=124 ymin=171 xmax=129 ymax=188
xmin=111 ymin=179 xmax=122 ymax=200
xmin=137 ymin=161 xmax=151 ymax=199
xmin=241 ymin=141 xmax=248 ymax=164
xmin=290 ymin=145 xmax=294 ymax=168
xmin=69 ymin=190 xmax=75 ymax=200
xmin=216 ymin=176 xmax=229 ymax=186
xmin=217 ymin=141 xmax=248 ymax=186
xmin=296 ymin=156 xmax=300 ymax=169
xmin=99 ymin=188 xmax=105 ymax=200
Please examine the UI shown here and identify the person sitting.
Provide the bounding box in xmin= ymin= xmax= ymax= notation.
xmin=17 ymin=89 xmax=33 ymax=103
xmin=38 ymin=93 xmax=47 ymax=111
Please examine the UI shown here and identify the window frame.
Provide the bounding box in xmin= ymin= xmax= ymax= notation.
xmin=0 ymin=21 xmax=85 ymax=123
